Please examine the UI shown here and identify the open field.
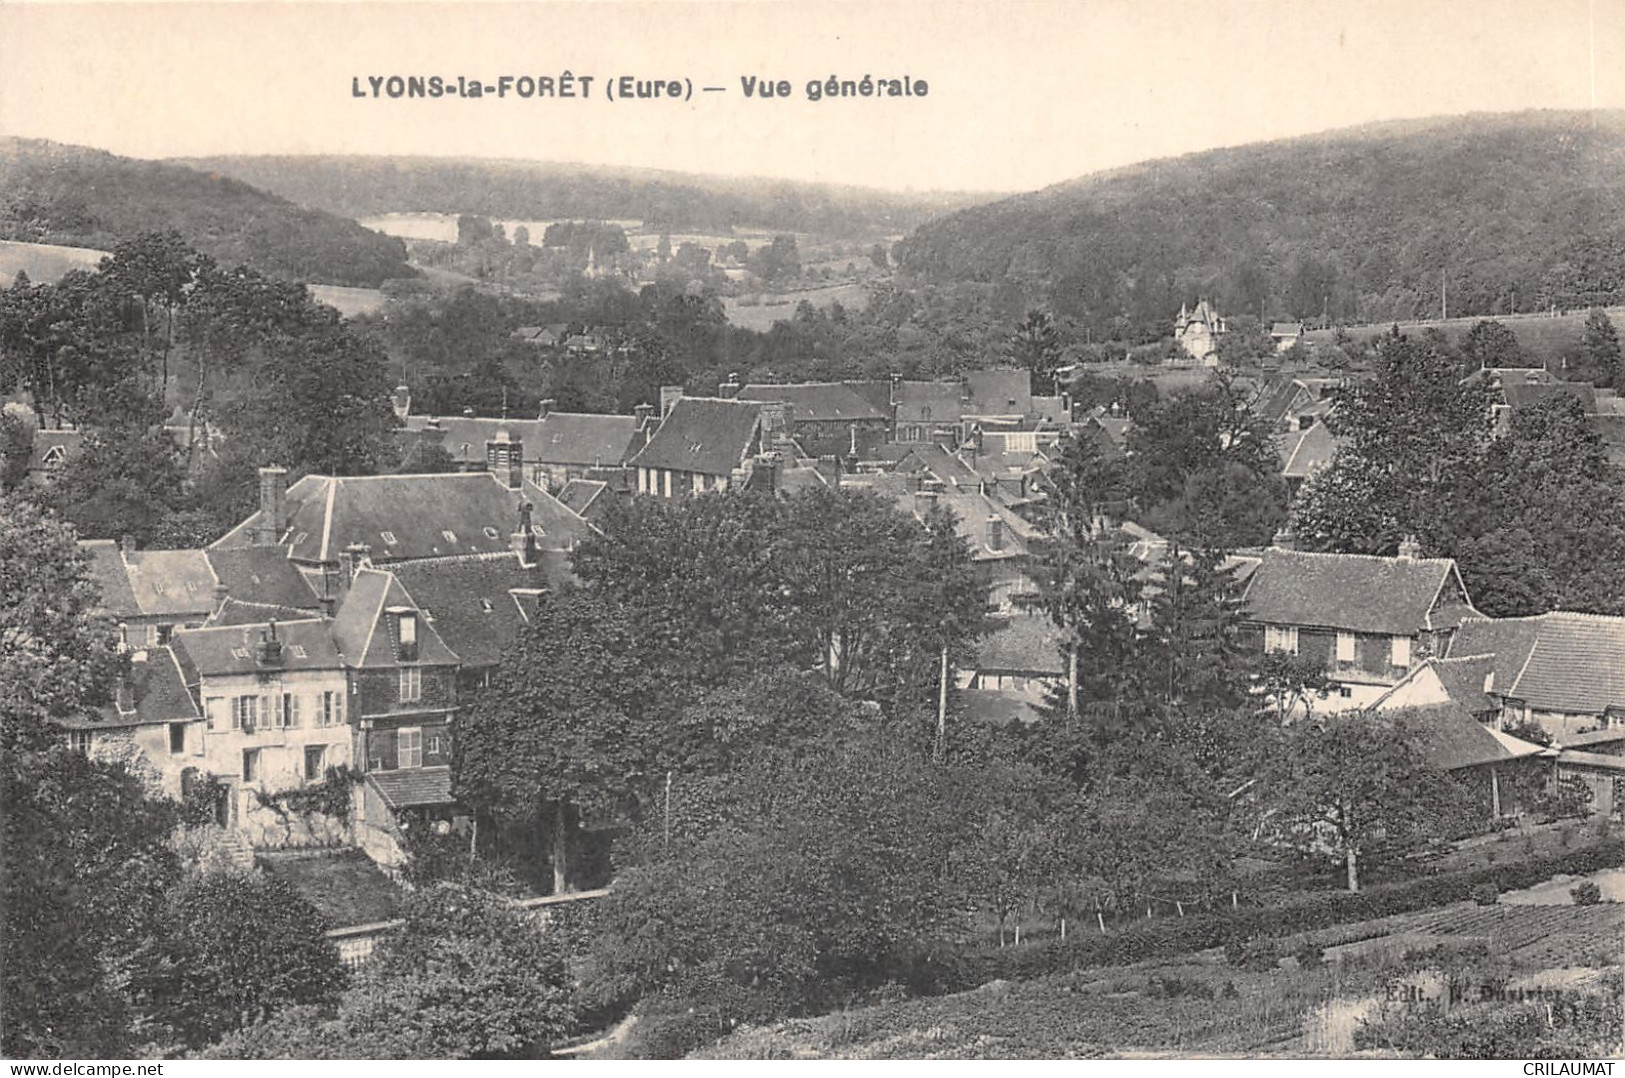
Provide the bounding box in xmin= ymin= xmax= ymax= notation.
xmin=699 ymin=886 xmax=1624 ymax=1059
xmin=1303 ymin=307 xmax=1625 ymax=362
xmin=0 ymin=239 xmax=109 ymax=284
xmin=723 ymin=282 xmax=873 ymax=332
xmin=308 ymin=283 xmax=386 ymax=318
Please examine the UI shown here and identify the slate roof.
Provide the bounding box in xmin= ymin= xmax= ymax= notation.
xmin=206 ymin=597 xmax=316 ymax=627
xmin=628 ymin=397 xmax=765 ymax=477
xmin=843 ymin=380 xmax=895 ymax=417
xmin=1271 ymin=322 xmax=1305 ymax=337
xmin=1427 ymin=654 xmax=1499 ymax=715
xmin=964 ymin=370 xmax=1033 ymax=416
xmin=206 ymin=547 xmax=318 ymax=610
xmin=68 ymin=647 xmax=199 ymax=730
xmin=259 ymin=848 xmax=403 ymax=927
xmin=1449 ymin=612 xmax=1625 ymax=717
xmin=976 ymin=615 xmax=1065 ymax=675
xmin=401 ymin=412 xmax=642 ymax=468
xmin=368 ymin=765 xmax=455 ymax=808
xmin=117 ymin=549 xmax=217 ymax=618
xmin=212 ymin=472 xmax=592 ymax=563
xmin=1276 ymin=421 xmax=1344 ymax=480
xmin=738 ymin=382 xmax=888 ymax=423
xmin=894 ymin=381 xmax=964 ymax=426
xmin=79 ymin=540 xmax=140 ymax=616
xmin=388 ymin=553 xmax=556 ymax=667
xmin=172 ymin=618 xmax=344 ymax=679
xmin=331 ymin=567 xmax=460 ymax=669
xmin=556 ymin=478 xmax=609 ymax=516
xmin=1503 ymin=381 xmax=1597 ymax=412
xmin=1241 ymin=549 xmax=1472 ymax=636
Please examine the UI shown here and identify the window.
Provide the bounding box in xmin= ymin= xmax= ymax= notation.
xmin=1335 ymin=632 xmax=1355 ymax=663
xmin=156 ymin=625 xmax=173 ymax=645
xmin=321 ymin=690 xmax=344 ymax=727
xmin=169 ymin=722 xmax=187 ymax=755
xmin=1264 ymin=625 xmax=1299 ymax=655
xmin=380 ymin=531 xmax=398 ymax=546
xmin=427 ymin=734 xmax=443 ymax=756
xmin=205 ymin=697 xmax=224 ymax=731
xmin=242 ymin=748 xmax=260 ymax=782
xmin=442 ymin=529 xmax=458 ymax=544
xmin=231 ymin=646 xmax=250 ymax=660
xmin=397 ymin=727 xmax=423 ymax=769
xmin=399 ymin=612 xmax=417 ymax=652
xmin=483 ymin=526 xmax=500 ymax=539
xmin=67 ymin=730 xmax=93 ymax=755
xmin=231 ymin=695 xmax=260 ymax=731
xmin=277 ymin=693 xmax=301 ymax=729
xmin=1390 ymin=635 xmax=1413 ymax=668
xmin=304 ymin=745 xmax=326 ymax=781
xmin=399 ymin=666 xmax=422 ymax=704
xmin=290 ymin=645 xmax=307 ymax=659
xmin=1337 ymin=685 xmax=1353 ymax=699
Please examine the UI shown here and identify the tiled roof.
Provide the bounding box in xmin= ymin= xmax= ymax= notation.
xmin=1241 ymin=549 xmax=1468 ymax=636
xmin=628 ymin=397 xmax=765 ymax=476
xmin=212 ymin=472 xmax=591 ymax=563
xmin=1427 ymin=654 xmax=1499 ymax=715
xmin=70 ymin=647 xmax=199 ymax=729
xmin=79 ymin=540 xmax=139 ymax=616
xmin=207 ymin=547 xmax=318 ymax=610
xmin=332 ymin=567 xmax=460 ymax=669
xmin=172 ymin=618 xmax=343 ymax=678
xmin=738 ymin=383 xmax=888 ymax=423
xmin=368 ymin=765 xmax=455 ymax=808
xmin=894 ymin=381 xmax=964 ymax=426
xmin=120 ymin=549 xmax=217 ymax=618
xmin=1404 ymin=704 xmax=1547 ymax=771
xmin=388 ymin=553 xmax=555 ymax=667
xmin=1271 ymin=322 xmax=1305 ymax=336
xmin=206 ymin=597 xmax=314 ymax=627
xmin=975 ymin=615 xmax=1065 ymax=675
xmin=401 ymin=412 xmax=642 ymax=468
xmin=1449 ymin=612 xmax=1625 ymax=717
xmin=843 ymin=380 xmax=895 ymax=416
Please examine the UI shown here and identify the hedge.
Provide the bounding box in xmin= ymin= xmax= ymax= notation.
xmin=945 ymin=840 xmax=1624 ymax=990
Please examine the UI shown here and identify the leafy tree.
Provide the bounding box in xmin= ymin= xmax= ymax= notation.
xmin=1007 ymin=309 xmax=1063 ymax=394
xmin=0 ymin=409 xmax=31 ymax=490
xmin=868 ymin=243 xmax=889 ymax=270
xmin=205 ymin=884 xmax=577 ymax=1059
xmin=1461 ymin=319 xmax=1523 ymax=370
xmin=135 ymin=871 xmax=345 ymax=1048
xmin=43 ymin=412 xmax=188 ymax=546
xmin=0 ymin=492 xmax=121 ymax=754
xmin=1 ymin=750 xmax=180 ymax=1057
xmin=1263 ymin=710 xmax=1474 ymax=891
xmin=1570 ymin=308 xmax=1621 ymax=388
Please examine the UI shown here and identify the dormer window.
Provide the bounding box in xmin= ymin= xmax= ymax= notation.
xmin=380 ymin=531 xmax=398 ymax=546
xmin=231 ymin=646 xmax=250 ymax=660
xmin=395 ymin=608 xmax=419 ymax=662
xmin=290 ymin=644 xmax=308 ymax=659
xmin=441 ymin=530 xmax=458 ymax=544
xmin=483 ymin=526 xmax=500 ymax=539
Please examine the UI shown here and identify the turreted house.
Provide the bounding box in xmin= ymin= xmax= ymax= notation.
xmin=1174 ymin=300 xmax=1227 ymax=365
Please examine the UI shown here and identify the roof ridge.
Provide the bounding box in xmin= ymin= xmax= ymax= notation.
xmin=1458 ymin=611 xmax=1625 ymax=625
xmin=178 ymin=616 xmax=327 ymax=635
xmin=1267 ymin=548 xmax=1454 ymax=566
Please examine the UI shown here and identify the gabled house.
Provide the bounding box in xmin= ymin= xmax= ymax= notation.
xmin=398 ymin=406 xmax=647 ymax=491
xmin=1174 ymin=299 xmax=1227 ymax=364
xmin=1270 ymin=322 xmax=1305 ymax=352
xmin=80 ymin=540 xmax=218 ymax=646
xmin=1445 ymin=612 xmax=1625 ymax=740
xmin=389 ymin=551 xmax=557 ymax=689
xmin=1275 ymin=421 xmax=1344 ymax=498
xmin=59 ymin=645 xmax=202 ymax=797
xmin=958 ymin=612 xmax=1065 ymax=726
xmin=1240 ymin=537 xmax=1483 ymax=708
xmin=735 ymin=380 xmax=890 ymax=459
xmin=628 ymin=395 xmax=773 ymax=497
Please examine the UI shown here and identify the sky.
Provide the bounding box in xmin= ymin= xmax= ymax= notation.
xmin=1 ymin=0 xmax=1621 ymax=194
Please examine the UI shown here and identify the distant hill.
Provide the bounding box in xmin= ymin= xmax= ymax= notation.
xmin=0 ymin=139 xmax=415 ymax=287
xmin=896 ymin=111 xmax=1625 ymax=337
xmin=177 ymin=155 xmax=992 ymax=238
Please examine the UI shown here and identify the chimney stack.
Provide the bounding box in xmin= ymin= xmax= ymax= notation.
xmin=255 ymin=466 xmax=289 ymax=547
xmin=1271 ymin=524 xmax=1297 ymax=551
xmin=391 ymin=384 xmax=412 ymax=421
xmin=633 ymin=402 xmax=655 ymax=428
xmin=718 ymin=374 xmax=742 ymax=399
xmin=913 ymin=489 xmax=939 ymax=518
xmin=1397 ymin=535 xmax=1423 ymax=561
xmin=987 ymin=515 xmax=1005 ymax=552
xmin=512 ymin=501 xmax=538 ymax=567
xmin=538 ymin=398 xmax=556 ymax=419
xmin=120 ymin=534 xmax=136 ymax=557
xmin=660 ymin=385 xmax=684 ymax=420
xmin=255 ymin=620 xmax=284 ymax=666
xmin=487 ymin=428 xmax=524 ymax=491
xmin=339 ymin=542 xmax=371 ymax=586
xmin=115 ymin=665 xmax=136 ymax=715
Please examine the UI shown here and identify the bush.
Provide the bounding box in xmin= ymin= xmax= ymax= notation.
xmin=1571 ymin=881 xmax=1603 ymax=906
xmin=1471 ymin=883 xmax=1499 ymax=906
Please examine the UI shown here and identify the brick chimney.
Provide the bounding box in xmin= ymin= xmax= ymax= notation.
xmin=391 ymin=384 xmax=412 ymax=421
xmin=120 ymin=533 xmax=136 ymax=557
xmin=538 ymin=398 xmax=557 ymax=419
xmin=255 ymin=619 xmax=283 ymax=666
xmin=1271 ymin=524 xmax=1297 ymax=551
xmin=487 ymin=428 xmax=523 ymax=491
xmin=339 ymin=542 xmax=371 ymax=586
xmin=757 ymin=401 xmax=790 ymax=449
xmin=255 ymin=465 xmax=289 ymax=547
xmin=115 ymin=663 xmax=137 ymax=715
xmin=512 ymin=501 xmax=538 ymax=567
xmin=659 ymin=385 xmax=684 ymax=420
xmin=1397 ymin=535 xmax=1423 ymax=560
xmin=913 ymin=489 xmax=939 ymax=518
xmin=633 ymin=402 xmax=655 ymax=428
xmin=718 ymin=373 xmax=742 ymax=399
xmin=751 ymin=452 xmax=781 ymax=495
xmin=987 ymin=515 xmax=1005 ymax=552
